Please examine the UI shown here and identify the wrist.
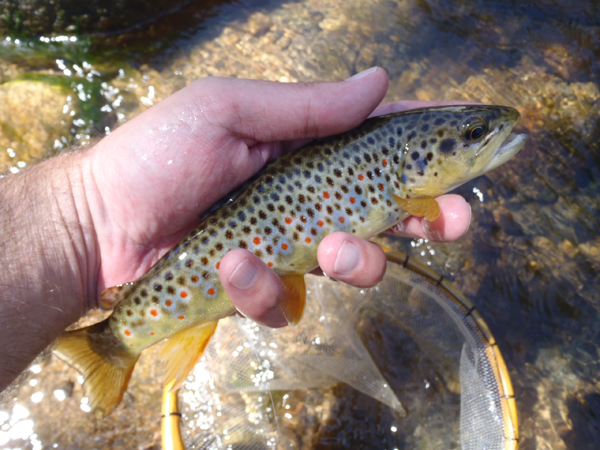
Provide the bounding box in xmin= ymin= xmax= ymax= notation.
xmin=0 ymin=151 xmax=99 ymax=390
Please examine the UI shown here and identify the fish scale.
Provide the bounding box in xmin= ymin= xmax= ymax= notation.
xmin=109 ymin=113 xmax=410 ymax=351
xmin=53 ymin=105 xmax=526 ymax=417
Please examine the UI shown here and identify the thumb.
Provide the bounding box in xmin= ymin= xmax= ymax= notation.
xmin=186 ymin=67 xmax=389 ymax=142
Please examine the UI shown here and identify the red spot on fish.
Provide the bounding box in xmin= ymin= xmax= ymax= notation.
xmin=130 ymin=344 xmax=134 ymax=347
xmin=338 ymin=217 xmax=345 ymax=223
xmin=166 ymin=299 xmax=173 ymax=307
xmin=207 ymin=288 xmax=215 ymax=295
xmin=378 ymin=183 xmax=384 ymax=191
xmin=383 ymin=159 xmax=388 ymax=167
xmin=323 ymin=192 xmax=330 ymax=199
xmin=150 ymin=309 xmax=158 ymax=316
xmin=350 ymin=197 xmax=356 ymax=204
xmin=150 ymin=332 xmax=155 ymax=336
xmin=268 ymin=262 xmax=274 ymax=267
xmin=216 ymin=262 xmax=220 ymax=270
xmin=112 ymin=340 xmax=117 ymax=345
xmin=305 ymin=237 xmax=312 ymax=244
xmin=180 ymin=291 xmax=188 ymax=298
xmin=281 ymin=243 xmax=288 ymax=250
xmin=124 ymin=330 xmax=131 ymax=336
xmin=178 ymin=315 xmax=185 ymax=320
xmin=358 ymin=174 xmax=364 ymax=181
xmin=254 ymin=237 xmax=261 ymax=244
xmin=285 ymin=217 xmax=292 ymax=224
xmin=317 ymin=220 xmax=324 ymax=227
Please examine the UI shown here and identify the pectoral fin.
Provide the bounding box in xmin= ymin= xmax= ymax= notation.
xmin=159 ymin=321 xmax=219 ymax=392
xmin=280 ymin=274 xmax=307 ymax=326
xmin=394 ymin=195 xmax=441 ymax=222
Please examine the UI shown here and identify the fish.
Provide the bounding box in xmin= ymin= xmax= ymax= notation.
xmin=53 ymin=105 xmax=526 ymax=417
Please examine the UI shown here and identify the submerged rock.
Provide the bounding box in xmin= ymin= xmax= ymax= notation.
xmin=0 ymin=80 xmax=75 ymax=172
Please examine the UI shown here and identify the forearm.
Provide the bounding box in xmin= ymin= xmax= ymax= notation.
xmin=0 ymin=151 xmax=98 ymax=391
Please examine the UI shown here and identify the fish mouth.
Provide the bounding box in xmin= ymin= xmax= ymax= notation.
xmin=484 ymin=132 xmax=527 ymax=172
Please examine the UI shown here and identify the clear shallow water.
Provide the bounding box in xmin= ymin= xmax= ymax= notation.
xmin=0 ymin=0 xmax=599 ymax=449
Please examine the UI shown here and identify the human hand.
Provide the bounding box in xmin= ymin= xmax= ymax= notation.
xmin=84 ymin=68 xmax=471 ymax=327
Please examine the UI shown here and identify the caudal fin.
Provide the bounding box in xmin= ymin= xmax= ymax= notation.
xmin=53 ymin=321 xmax=140 ymax=418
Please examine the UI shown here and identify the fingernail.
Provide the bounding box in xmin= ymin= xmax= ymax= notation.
xmin=345 ymin=66 xmax=378 ymax=81
xmin=334 ymin=240 xmax=361 ymax=274
xmin=423 ymin=220 xmax=443 ymax=242
xmin=228 ymin=259 xmax=259 ymax=290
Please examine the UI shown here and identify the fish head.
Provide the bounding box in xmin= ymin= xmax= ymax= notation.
xmin=397 ymin=105 xmax=526 ymax=198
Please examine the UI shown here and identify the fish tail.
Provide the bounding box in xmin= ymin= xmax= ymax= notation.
xmin=53 ymin=321 xmax=140 ymax=418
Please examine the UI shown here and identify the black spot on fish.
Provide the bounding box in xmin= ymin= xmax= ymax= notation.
xmin=154 ymin=284 xmax=163 ymax=292
xmin=407 ymin=131 xmax=416 ymax=141
xmin=421 ymin=140 xmax=427 ymax=149
xmin=411 ymin=152 xmax=419 ymax=160
xmin=434 ymin=118 xmax=445 ymax=126
xmin=421 ymin=124 xmax=429 ymax=132
xmin=250 ymin=217 xmax=257 ymax=225
xmin=440 ymin=139 xmax=457 ymax=154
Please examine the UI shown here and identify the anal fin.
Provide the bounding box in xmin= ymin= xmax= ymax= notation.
xmin=280 ymin=274 xmax=306 ymax=326
xmin=159 ymin=321 xmax=219 ymax=392
xmin=394 ymin=195 xmax=441 ymax=222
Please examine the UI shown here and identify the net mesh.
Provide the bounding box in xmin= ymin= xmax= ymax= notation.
xmin=176 ymin=253 xmax=517 ymax=449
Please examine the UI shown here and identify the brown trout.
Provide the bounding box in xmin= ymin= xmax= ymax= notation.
xmin=54 ymin=105 xmax=526 ymax=416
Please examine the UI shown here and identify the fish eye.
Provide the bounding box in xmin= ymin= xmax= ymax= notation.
xmin=462 ymin=116 xmax=489 ymax=141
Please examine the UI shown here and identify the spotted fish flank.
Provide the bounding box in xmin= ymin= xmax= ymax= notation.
xmin=53 ymin=105 xmax=526 ymax=417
